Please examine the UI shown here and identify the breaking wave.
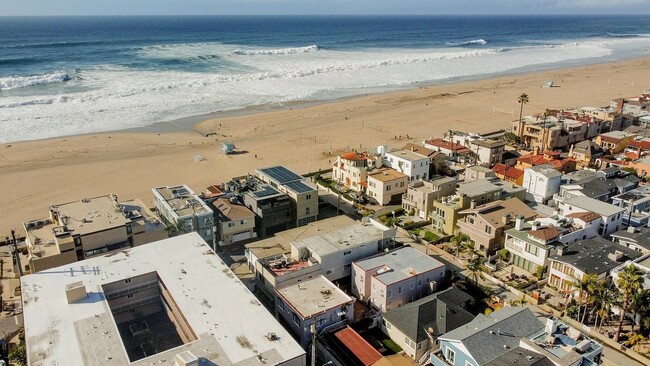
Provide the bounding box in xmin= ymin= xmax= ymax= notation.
xmin=0 ymin=72 xmax=72 ymax=91
xmin=447 ymin=39 xmax=488 ymax=46
xmin=232 ymin=45 xmax=321 ymax=55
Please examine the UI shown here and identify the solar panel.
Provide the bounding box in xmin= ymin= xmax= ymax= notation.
xmin=284 ymin=181 xmax=315 ymax=194
xmin=260 ymin=166 xmax=303 ymax=184
xmin=252 ymin=185 xmax=280 ymax=199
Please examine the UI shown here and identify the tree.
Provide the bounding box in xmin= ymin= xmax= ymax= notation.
xmin=165 ymin=221 xmax=186 ymax=237
xmin=615 ymin=264 xmax=644 ymax=342
xmin=541 ymin=108 xmax=552 ymax=151
xmin=512 ymin=295 xmax=528 ymax=307
xmin=517 ymin=93 xmax=529 ymax=138
xmin=466 ymin=256 xmax=486 ymax=286
xmin=590 ymin=280 xmax=616 ymax=330
xmin=462 ymin=240 xmax=480 ymax=258
xmin=624 ymin=332 xmax=645 ymax=352
xmin=450 ymin=232 xmax=470 ymax=258
xmin=628 ymin=289 xmax=650 ymax=333
xmin=570 ymin=274 xmax=597 ymax=323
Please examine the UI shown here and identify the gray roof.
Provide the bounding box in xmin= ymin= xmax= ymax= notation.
xmin=485 ymin=347 xmax=554 ymax=366
xmin=611 ymin=227 xmax=650 ymax=251
xmin=439 ymin=307 xmax=544 ymax=365
xmin=530 ymin=164 xmax=562 ymax=179
xmin=561 ymin=195 xmax=625 ymax=217
xmin=381 ymin=288 xmax=474 ymax=343
xmin=577 ymin=179 xmax=617 ymax=199
xmin=549 ymin=236 xmax=643 ymax=275
xmin=353 ymin=246 xmax=444 ymax=285
xmin=573 ymin=140 xmax=603 ymax=157
xmin=562 ymin=170 xmax=600 ymax=185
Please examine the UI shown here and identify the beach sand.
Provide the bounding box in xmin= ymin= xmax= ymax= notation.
xmin=1 ymin=57 xmax=650 ymax=234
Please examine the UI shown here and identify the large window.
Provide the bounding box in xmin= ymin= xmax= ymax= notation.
xmin=445 ymin=347 xmax=456 ymax=363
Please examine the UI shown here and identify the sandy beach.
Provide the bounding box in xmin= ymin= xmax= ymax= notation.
xmin=1 ymin=57 xmax=650 ymax=235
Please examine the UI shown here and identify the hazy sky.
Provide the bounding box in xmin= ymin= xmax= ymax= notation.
xmin=2 ymin=0 xmax=650 ymax=16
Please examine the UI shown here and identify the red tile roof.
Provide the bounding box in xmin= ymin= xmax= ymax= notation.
xmin=334 ymin=327 xmax=383 ymax=366
xmin=493 ymin=164 xmax=524 ymax=180
xmin=341 ymin=152 xmax=368 ymax=161
xmin=424 ymin=138 xmax=467 ymax=152
xmin=528 ymin=226 xmax=561 ymax=241
xmin=629 ymin=140 xmax=650 ymax=151
xmin=517 ymin=154 xmax=549 ymax=166
xmin=566 ymin=211 xmax=601 ymax=222
xmin=599 ymin=135 xmax=623 ymax=144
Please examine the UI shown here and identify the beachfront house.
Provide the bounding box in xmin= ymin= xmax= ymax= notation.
xmin=384 ymin=149 xmax=430 ymax=181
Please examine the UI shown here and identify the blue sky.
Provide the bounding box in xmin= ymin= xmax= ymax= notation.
xmin=1 ymin=0 xmax=650 ymax=16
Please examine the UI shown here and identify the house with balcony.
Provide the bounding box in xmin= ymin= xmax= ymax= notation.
xmin=252 ymin=217 xmax=396 ymax=300
xmin=456 ymin=198 xmax=537 ymax=257
xmin=255 ymin=166 xmax=319 ymax=227
xmin=431 ymin=307 xmax=603 ymax=366
xmin=569 ymin=140 xmax=604 ymax=168
xmin=555 ymin=195 xmax=625 ymax=238
xmin=595 ymin=131 xmax=637 ymax=154
xmin=275 ymin=276 xmax=355 ymax=348
xmin=423 ymin=138 xmax=472 ymax=162
xmin=469 ymin=139 xmax=506 ymax=167
xmin=351 ymin=246 xmax=445 ymax=312
xmin=547 ymin=237 xmax=641 ymax=293
xmin=504 ymin=212 xmax=600 ymax=274
xmin=24 ymin=195 xmax=167 ymax=273
xmin=243 ymin=184 xmax=294 ymax=238
xmin=332 ymin=151 xmax=371 ymax=191
xmin=402 ymin=176 xmax=457 ymax=220
xmin=211 ymin=197 xmax=257 ymax=246
xmin=153 ymin=185 xmax=214 ymax=246
xmin=463 ymin=165 xmax=496 ymax=183
xmin=381 ymin=288 xmax=474 ymax=363
xmin=610 ymin=226 xmax=650 ymax=254
xmin=367 ymin=168 xmax=409 ymax=206
xmin=402 ymin=143 xmax=446 ymax=177
xmin=384 ymin=149 xmax=430 ymax=181
xmin=611 ymin=185 xmax=650 ymax=227
xmin=522 ymin=164 xmax=562 ymax=204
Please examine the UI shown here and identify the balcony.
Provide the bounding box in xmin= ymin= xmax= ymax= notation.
xmin=430 ymin=349 xmax=453 ymax=366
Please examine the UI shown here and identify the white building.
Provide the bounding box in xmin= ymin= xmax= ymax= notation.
xmin=555 ymin=195 xmax=625 ymax=237
xmin=152 ymin=185 xmax=214 ymax=245
xmin=275 ymin=276 xmax=355 ymax=347
xmin=469 ymin=139 xmax=506 ymax=166
xmin=20 ymin=232 xmax=306 ymax=366
xmin=522 ymin=164 xmax=562 ymax=203
xmin=504 ymin=212 xmax=600 ymax=274
xmin=384 ymin=149 xmax=430 ymax=181
xmin=352 ymin=246 xmax=445 ymax=312
xmin=254 ymin=218 xmax=396 ymax=298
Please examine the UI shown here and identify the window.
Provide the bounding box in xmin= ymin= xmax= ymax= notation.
xmin=292 ymin=312 xmax=300 ymax=325
xmin=344 ymin=264 xmax=351 ymax=270
xmin=343 ymin=250 xmax=352 ymax=256
xmin=417 ymin=279 xmax=422 ymax=287
xmin=485 ymin=226 xmax=493 ymax=235
xmin=387 ymin=289 xmax=392 ymax=298
xmin=445 ymin=348 xmax=455 ymax=363
xmin=410 ymin=282 xmax=415 ymax=290
xmin=126 ymin=224 xmax=132 ymax=235
xmin=240 ymin=219 xmax=247 ymax=225
xmin=278 ymin=300 xmax=284 ymax=310
xmin=398 ymin=286 xmax=403 ymax=294
xmin=124 ymin=279 xmax=132 ymax=284
xmin=228 ymin=222 xmax=236 ymax=228
xmin=386 ymin=185 xmax=392 ymax=192
xmin=127 ymin=294 xmax=134 ymax=299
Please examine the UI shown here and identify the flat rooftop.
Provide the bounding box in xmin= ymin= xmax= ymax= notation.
xmin=368 ymin=168 xmax=407 ymax=183
xmin=246 ymin=215 xmax=356 ymax=259
xmin=276 ymin=276 xmax=352 ymax=318
xmin=153 ymin=185 xmax=211 ymax=218
xmin=386 ymin=149 xmax=428 ymax=162
xmin=21 ymin=233 xmax=305 ymax=366
xmin=561 ymin=196 xmax=625 ymax=217
xmin=292 ymin=219 xmax=393 ymax=258
xmin=245 ymin=184 xmax=288 ymax=202
xmin=49 ymin=195 xmax=130 ymax=236
xmin=353 ymin=246 xmax=444 ymax=285
xmin=456 ymin=179 xmax=502 ymax=197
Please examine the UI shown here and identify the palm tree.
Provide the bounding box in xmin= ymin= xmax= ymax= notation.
xmin=570 ymin=274 xmax=597 ymax=323
xmin=462 ymin=240 xmax=480 ymax=258
xmin=541 ymin=108 xmax=552 ymax=151
xmin=590 ymin=280 xmax=616 ymax=330
xmin=450 ymin=232 xmax=470 ymax=258
xmin=581 ymin=274 xmax=601 ymax=324
xmin=624 ymin=332 xmax=646 ymax=352
xmin=628 ymin=289 xmax=650 ymax=333
xmin=517 ymin=93 xmax=529 ymax=138
xmin=615 ymin=264 xmax=644 ymax=342
xmin=512 ymin=295 xmax=528 ymax=307
xmin=466 ymin=256 xmax=486 ymax=286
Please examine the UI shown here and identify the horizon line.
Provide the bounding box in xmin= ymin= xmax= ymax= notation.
xmin=1 ymin=13 xmax=649 ymax=17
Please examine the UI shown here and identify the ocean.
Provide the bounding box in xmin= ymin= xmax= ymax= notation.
xmin=1 ymin=15 xmax=650 ymax=143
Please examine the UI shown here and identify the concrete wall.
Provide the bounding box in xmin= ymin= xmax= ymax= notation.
xmin=370 ymin=268 xmax=444 ymax=311
xmin=81 ymin=226 xmax=129 ymax=252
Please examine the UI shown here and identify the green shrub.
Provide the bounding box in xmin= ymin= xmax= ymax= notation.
xmin=382 ymin=338 xmax=403 ymax=353
xmin=423 ymin=231 xmax=438 ymax=242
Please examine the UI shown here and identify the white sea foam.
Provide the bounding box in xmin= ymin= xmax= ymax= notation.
xmin=1 ymin=36 xmax=649 ymax=143
xmin=447 ymin=39 xmax=488 ymax=46
xmin=232 ymin=45 xmax=321 ymax=55
xmin=0 ymin=72 xmax=71 ymax=91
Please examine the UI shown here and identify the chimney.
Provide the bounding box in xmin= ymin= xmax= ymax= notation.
xmin=546 ymin=318 xmax=559 ymax=335
xmin=515 ymin=215 xmax=525 ymax=231
xmin=533 ymin=146 xmax=540 ymax=156
xmin=616 ymin=98 xmax=624 ymax=114
xmin=502 ymin=214 xmax=510 ymax=225
xmin=557 ymin=246 xmax=566 ymax=256
xmin=627 ymin=226 xmax=638 ymax=234
xmin=411 ymin=146 xmax=416 ymax=152
xmin=470 ymin=200 xmax=476 ymax=209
